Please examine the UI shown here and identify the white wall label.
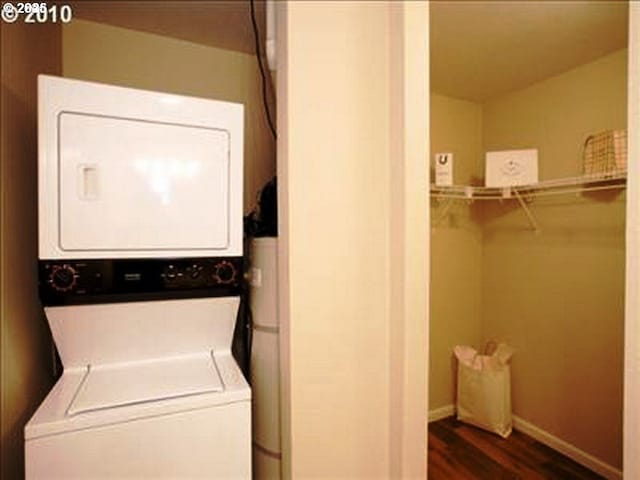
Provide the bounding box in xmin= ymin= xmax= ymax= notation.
xmin=435 ymin=152 xmax=454 ymax=186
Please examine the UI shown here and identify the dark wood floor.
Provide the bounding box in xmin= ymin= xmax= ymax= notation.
xmin=428 ymin=417 xmax=605 ymax=480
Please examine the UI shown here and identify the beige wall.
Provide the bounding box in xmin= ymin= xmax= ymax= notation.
xmin=278 ymin=2 xmax=428 ymax=477
xmin=481 ymin=49 xmax=626 ymax=469
xmin=62 ymin=19 xmax=275 ymax=214
xmin=430 ymin=94 xmax=484 ymax=185
xmin=429 ymin=94 xmax=483 ymax=410
xmin=1 ymin=21 xmax=61 ymax=479
xmin=483 ymin=49 xmax=627 ymax=179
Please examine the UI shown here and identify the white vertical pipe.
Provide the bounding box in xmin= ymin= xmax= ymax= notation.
xmin=266 ymin=0 xmax=276 ymax=71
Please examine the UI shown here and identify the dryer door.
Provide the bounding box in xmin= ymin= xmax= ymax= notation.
xmin=58 ymin=112 xmax=230 ymax=253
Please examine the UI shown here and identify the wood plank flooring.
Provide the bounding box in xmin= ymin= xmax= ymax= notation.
xmin=428 ymin=417 xmax=605 ymax=480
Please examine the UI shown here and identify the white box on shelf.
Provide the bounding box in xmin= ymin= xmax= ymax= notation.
xmin=435 ymin=153 xmax=453 ymax=186
xmin=485 ymin=149 xmax=538 ymax=187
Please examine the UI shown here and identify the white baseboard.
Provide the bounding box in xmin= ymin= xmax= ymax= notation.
xmin=428 ymin=404 xmax=455 ymax=423
xmin=512 ymin=415 xmax=622 ymax=480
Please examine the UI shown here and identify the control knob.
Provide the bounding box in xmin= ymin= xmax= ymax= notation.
xmin=165 ymin=264 xmax=177 ymax=281
xmin=189 ymin=264 xmax=202 ymax=280
xmin=212 ymin=261 xmax=237 ymax=285
xmin=48 ymin=265 xmax=78 ymax=292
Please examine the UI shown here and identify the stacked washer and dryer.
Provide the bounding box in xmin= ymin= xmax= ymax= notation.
xmin=25 ymin=75 xmax=251 ymax=478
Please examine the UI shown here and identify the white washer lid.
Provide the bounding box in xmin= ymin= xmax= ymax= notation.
xmin=25 ymin=352 xmax=250 ymax=440
xmin=68 ymin=353 xmax=223 ymax=416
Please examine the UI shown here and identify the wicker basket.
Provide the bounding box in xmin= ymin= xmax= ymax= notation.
xmin=583 ymin=130 xmax=627 ymax=175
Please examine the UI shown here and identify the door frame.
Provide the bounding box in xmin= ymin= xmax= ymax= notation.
xmin=624 ymin=3 xmax=640 ymax=478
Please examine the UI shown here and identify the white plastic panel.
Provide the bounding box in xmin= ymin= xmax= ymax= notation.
xmin=250 ymin=238 xmax=279 ymax=328
xmin=59 ymin=113 xmax=230 ymax=252
xmin=250 ymin=329 xmax=281 ymax=450
xmin=249 ymin=238 xmax=281 ymax=458
xmin=45 ymin=297 xmax=239 ymax=368
xmin=39 ymin=75 xmax=243 ymax=259
xmin=68 ymin=354 xmax=223 ymax=416
xmin=26 ymin=400 xmax=251 ymax=479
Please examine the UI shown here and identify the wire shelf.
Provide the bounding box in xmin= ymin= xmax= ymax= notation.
xmin=430 ymin=170 xmax=626 ymax=201
xmin=430 ymin=170 xmax=627 ymax=232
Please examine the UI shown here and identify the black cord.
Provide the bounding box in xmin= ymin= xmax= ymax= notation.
xmin=250 ymin=0 xmax=277 ymax=140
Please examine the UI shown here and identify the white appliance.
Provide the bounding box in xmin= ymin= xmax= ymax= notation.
xmin=38 ymin=75 xmax=243 ymax=259
xmin=25 ymin=298 xmax=251 ymax=478
xmin=250 ymin=238 xmax=282 ymax=478
xmin=26 ymin=75 xmax=251 ymax=479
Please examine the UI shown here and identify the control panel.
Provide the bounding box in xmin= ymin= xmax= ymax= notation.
xmin=39 ymin=257 xmax=243 ymax=305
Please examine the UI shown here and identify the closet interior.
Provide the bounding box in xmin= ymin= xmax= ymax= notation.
xmin=428 ymin=1 xmax=628 ymax=477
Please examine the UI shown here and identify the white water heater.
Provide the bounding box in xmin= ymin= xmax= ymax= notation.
xmin=250 ymin=237 xmax=282 ymax=478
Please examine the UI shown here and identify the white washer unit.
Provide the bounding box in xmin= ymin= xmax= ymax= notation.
xmin=26 ymin=298 xmax=250 ymax=479
xmin=25 ymin=76 xmax=251 ymax=479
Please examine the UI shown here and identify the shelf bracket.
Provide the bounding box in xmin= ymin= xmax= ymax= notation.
xmin=513 ymin=189 xmax=540 ymax=233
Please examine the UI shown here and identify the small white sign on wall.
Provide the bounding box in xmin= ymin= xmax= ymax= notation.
xmin=485 ymin=149 xmax=538 ymax=187
xmin=435 ymin=152 xmax=453 ymax=186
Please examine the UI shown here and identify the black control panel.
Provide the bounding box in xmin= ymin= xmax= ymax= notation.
xmin=39 ymin=257 xmax=243 ymax=306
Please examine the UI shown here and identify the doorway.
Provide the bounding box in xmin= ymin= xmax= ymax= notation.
xmin=428 ymin=2 xmax=634 ymax=478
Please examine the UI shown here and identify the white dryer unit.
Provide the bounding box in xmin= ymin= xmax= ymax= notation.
xmin=25 ymin=298 xmax=251 ymax=479
xmin=38 ymin=75 xmax=243 ymax=259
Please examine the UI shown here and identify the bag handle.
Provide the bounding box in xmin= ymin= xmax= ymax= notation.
xmin=484 ymin=340 xmax=497 ymax=356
